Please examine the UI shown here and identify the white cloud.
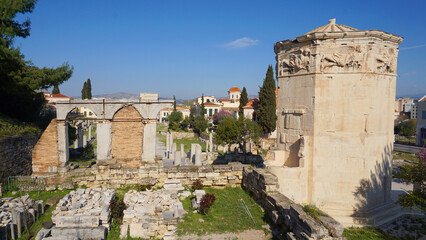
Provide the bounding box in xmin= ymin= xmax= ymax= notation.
xmin=222 ymin=37 xmax=259 ymax=49
xmin=400 ymin=43 xmax=426 ymax=50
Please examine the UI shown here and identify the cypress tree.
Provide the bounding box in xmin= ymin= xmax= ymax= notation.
xmin=86 ymin=78 xmax=92 ymax=99
xmin=81 ymin=81 xmax=87 ymax=99
xmin=239 ymin=87 xmax=248 ymax=117
xmin=200 ymin=93 xmax=205 ymax=117
xmin=173 ymin=95 xmax=177 ymax=111
xmin=257 ymin=65 xmax=277 ymax=134
xmin=52 ymin=84 xmax=60 ymax=94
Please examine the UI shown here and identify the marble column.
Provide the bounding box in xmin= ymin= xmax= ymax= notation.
xmin=97 ymin=121 xmax=112 ymax=160
xmin=57 ymin=120 xmax=69 ymax=167
xmin=142 ymin=121 xmax=157 ymax=161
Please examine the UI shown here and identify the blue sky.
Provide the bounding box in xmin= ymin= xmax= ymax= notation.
xmin=14 ymin=0 xmax=426 ymax=99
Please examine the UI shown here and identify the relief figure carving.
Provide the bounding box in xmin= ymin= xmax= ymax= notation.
xmin=279 ymin=48 xmax=311 ymax=74
xmin=376 ymin=52 xmax=396 ymax=73
xmin=320 ymin=45 xmax=364 ymax=71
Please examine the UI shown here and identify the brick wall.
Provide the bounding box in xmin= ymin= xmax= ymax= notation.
xmin=32 ymin=119 xmax=60 ymax=175
xmin=111 ymin=106 xmax=144 ymax=160
xmin=0 ymin=134 xmax=40 ymax=184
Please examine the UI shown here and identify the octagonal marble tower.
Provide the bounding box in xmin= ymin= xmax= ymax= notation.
xmin=269 ymin=19 xmax=403 ymax=225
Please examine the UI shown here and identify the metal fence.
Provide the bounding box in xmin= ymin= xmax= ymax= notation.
xmin=6 ymin=176 xmax=46 ymax=192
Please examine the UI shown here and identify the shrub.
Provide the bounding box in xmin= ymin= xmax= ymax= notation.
xmin=168 ymin=111 xmax=183 ymax=131
xmin=137 ymin=184 xmax=153 ymax=191
xmin=199 ymin=193 xmax=216 ymax=215
xmin=191 ymin=179 xmax=203 ymax=191
xmin=192 ymin=115 xmax=208 ymax=134
xmin=110 ymin=198 xmax=126 ymax=225
xmin=213 ymin=110 xmax=233 ymax=125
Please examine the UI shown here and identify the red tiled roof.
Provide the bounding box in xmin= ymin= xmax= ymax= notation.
xmin=204 ymin=102 xmax=220 ymax=106
xmin=243 ymin=98 xmax=259 ymax=109
xmin=419 ymin=95 xmax=426 ymax=102
xmin=219 ymin=98 xmax=239 ymax=102
xmin=51 ymin=93 xmax=70 ymax=98
xmin=228 ymin=87 xmax=241 ymax=92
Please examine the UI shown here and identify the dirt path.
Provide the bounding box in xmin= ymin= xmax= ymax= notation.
xmin=178 ymin=229 xmax=272 ymax=240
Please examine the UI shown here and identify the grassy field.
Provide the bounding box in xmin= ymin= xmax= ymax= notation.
xmin=0 ymin=113 xmax=41 ymax=137
xmin=174 ymin=137 xmax=206 ymax=153
xmin=177 ymin=187 xmax=270 ymax=237
xmin=343 ymin=227 xmax=399 ymax=240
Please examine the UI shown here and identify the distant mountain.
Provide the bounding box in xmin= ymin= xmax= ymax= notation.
xmin=92 ymin=92 xmax=139 ymax=99
xmin=396 ymin=93 xmax=425 ymax=100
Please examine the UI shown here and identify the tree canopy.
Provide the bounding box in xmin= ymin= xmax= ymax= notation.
xmin=52 ymin=84 xmax=60 ymax=94
xmin=394 ymin=148 xmax=426 ymax=213
xmin=257 ymin=65 xmax=277 ymax=134
xmin=192 ymin=115 xmax=208 ymax=134
xmin=0 ymin=0 xmax=73 ymax=121
xmin=81 ymin=78 xmax=92 ymax=99
xmin=200 ymin=94 xmax=205 ymax=117
xmin=394 ymin=120 xmax=416 ymax=137
xmin=215 ymin=116 xmax=260 ymax=153
xmin=168 ymin=110 xmax=183 ymax=131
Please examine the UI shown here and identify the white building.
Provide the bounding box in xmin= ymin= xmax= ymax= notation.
xmin=159 ymin=106 xmax=191 ymax=122
xmin=197 ymin=96 xmax=217 ymax=104
xmin=416 ymin=97 xmax=426 ymax=146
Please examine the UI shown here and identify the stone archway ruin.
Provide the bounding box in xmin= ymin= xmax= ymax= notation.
xmin=32 ymin=94 xmax=173 ymax=175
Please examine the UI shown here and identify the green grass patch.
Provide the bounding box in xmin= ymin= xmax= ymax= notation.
xmin=174 ymin=137 xmax=206 ymax=153
xmin=302 ymin=204 xmax=328 ymax=220
xmin=157 ymin=124 xmax=167 ymax=133
xmin=177 ymin=187 xmax=269 ymax=236
xmin=0 ymin=113 xmax=41 ymax=137
xmin=393 ymin=151 xmax=419 ymax=162
xmin=343 ymin=227 xmax=399 ymax=240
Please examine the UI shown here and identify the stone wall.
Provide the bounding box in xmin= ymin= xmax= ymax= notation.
xmin=0 ymin=134 xmax=40 ymax=184
xmin=32 ymin=119 xmax=60 ymax=175
xmin=242 ymin=168 xmax=343 ymax=239
xmin=111 ymin=106 xmax=144 ymax=160
xmin=171 ymin=131 xmax=196 ymax=139
xmin=63 ymin=162 xmax=246 ymax=189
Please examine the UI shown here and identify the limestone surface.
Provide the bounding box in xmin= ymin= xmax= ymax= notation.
xmin=120 ymin=189 xmax=187 ymax=239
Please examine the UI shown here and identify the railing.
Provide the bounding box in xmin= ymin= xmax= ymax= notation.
xmin=6 ymin=176 xmax=46 ymax=192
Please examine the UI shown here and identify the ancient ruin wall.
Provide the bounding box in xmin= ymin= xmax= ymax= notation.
xmin=32 ymin=119 xmax=60 ymax=175
xmin=0 ymin=134 xmax=40 ymax=184
xmin=67 ymin=163 xmax=245 ymax=189
xmin=273 ymin=20 xmax=403 ymax=225
xmin=311 ymin=42 xmax=398 ymax=216
xmin=111 ymin=106 xmax=144 ymax=160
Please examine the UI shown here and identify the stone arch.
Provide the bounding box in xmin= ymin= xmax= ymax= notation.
xmin=65 ymin=106 xmax=98 ymax=120
xmin=57 ymin=104 xmax=103 ymax=120
xmin=111 ymin=105 xmax=144 ymax=160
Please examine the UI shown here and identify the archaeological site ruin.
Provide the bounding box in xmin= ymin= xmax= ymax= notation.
xmin=2 ymin=19 xmax=420 ymax=240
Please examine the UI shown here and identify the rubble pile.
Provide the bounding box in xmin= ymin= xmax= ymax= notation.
xmin=42 ymin=188 xmax=115 ymax=240
xmin=0 ymin=195 xmax=43 ymax=239
xmin=120 ymin=185 xmax=187 ymax=240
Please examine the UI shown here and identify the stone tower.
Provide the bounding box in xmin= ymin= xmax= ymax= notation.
xmin=268 ymin=19 xmax=403 ymax=225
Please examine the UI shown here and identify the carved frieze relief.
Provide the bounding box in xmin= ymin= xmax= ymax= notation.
xmin=376 ymin=51 xmax=396 ymax=74
xmin=320 ymin=45 xmax=364 ymax=72
xmin=277 ymin=47 xmax=312 ymax=76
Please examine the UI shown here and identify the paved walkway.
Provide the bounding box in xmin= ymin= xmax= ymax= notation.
xmin=155 ymin=134 xmax=166 ymax=158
